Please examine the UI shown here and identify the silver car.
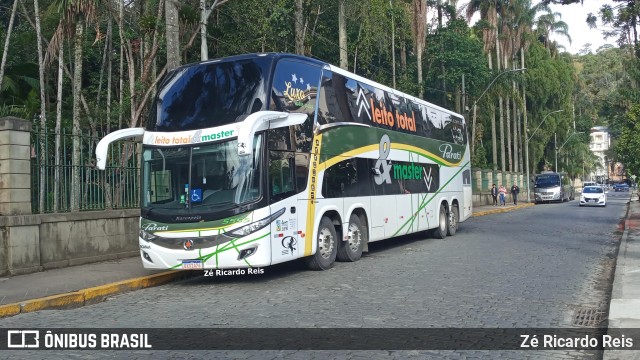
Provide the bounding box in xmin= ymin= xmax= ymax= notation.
xmin=579 ymin=186 xmax=607 ymax=207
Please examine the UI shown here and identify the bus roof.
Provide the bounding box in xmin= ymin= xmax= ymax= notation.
xmin=169 ymin=52 xmax=465 ymax=123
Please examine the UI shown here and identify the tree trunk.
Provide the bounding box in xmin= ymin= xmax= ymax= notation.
xmin=521 ymin=49 xmax=528 ymax=175
xmin=106 ymin=17 xmax=112 ymax=132
xmin=72 ymin=21 xmax=84 ymax=212
xmin=413 ymin=0 xmax=427 ymax=98
xmin=400 ymin=42 xmax=406 ymax=73
xmin=491 ymin=107 xmax=497 ymax=171
xmin=496 ymin=28 xmax=505 ymax=172
xmin=34 ymin=0 xmax=47 ymax=213
xmin=200 ymin=0 xmax=208 ymax=60
xmin=0 ymin=0 xmax=19 ymax=92
xmin=165 ymin=0 xmax=180 ymax=71
xmin=499 ymin=96 xmax=505 ymax=171
xmin=118 ymin=0 xmax=124 ymax=129
xmin=390 ymin=0 xmax=396 ymax=88
xmin=54 ymin=39 xmax=63 ymax=212
xmin=295 ymin=0 xmax=304 ymax=55
xmin=512 ymin=79 xmax=518 ymax=173
xmin=506 ymin=96 xmax=512 ymax=172
xmin=338 ymin=0 xmax=347 ymax=69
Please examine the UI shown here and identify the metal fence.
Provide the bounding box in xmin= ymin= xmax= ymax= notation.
xmin=31 ymin=126 xmax=141 ymax=213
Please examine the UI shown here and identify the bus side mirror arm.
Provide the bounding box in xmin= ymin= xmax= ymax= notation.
xmin=95 ymin=127 xmax=145 ymax=170
xmin=237 ymin=111 xmax=308 ymax=156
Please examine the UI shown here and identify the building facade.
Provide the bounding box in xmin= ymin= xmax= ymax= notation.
xmin=589 ymin=126 xmax=610 ymax=183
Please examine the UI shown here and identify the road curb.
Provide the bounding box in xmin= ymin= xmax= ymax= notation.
xmin=0 ymin=270 xmax=197 ymax=319
xmin=603 ymin=193 xmax=637 ymax=360
xmin=472 ymin=202 xmax=535 ymax=217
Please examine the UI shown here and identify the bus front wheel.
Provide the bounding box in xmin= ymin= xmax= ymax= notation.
xmin=337 ymin=214 xmax=365 ymax=262
xmin=431 ymin=204 xmax=448 ymax=239
xmin=306 ymin=216 xmax=338 ymax=270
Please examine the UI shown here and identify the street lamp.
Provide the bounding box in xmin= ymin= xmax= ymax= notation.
xmin=525 ymin=109 xmax=563 ymax=203
xmin=555 ymin=131 xmax=584 ymax=172
xmin=470 ymin=67 xmax=526 ymax=155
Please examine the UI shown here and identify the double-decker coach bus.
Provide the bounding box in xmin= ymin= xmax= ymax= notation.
xmin=96 ymin=53 xmax=472 ymax=271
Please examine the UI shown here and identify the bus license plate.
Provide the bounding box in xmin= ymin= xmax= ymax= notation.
xmin=182 ymin=260 xmax=203 ymax=269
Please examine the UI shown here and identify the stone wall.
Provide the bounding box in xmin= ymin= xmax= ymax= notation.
xmin=0 ymin=117 xmax=140 ymax=276
xmin=0 ymin=209 xmax=140 ymax=276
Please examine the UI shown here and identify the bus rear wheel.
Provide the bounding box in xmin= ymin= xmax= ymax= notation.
xmin=431 ymin=204 xmax=448 ymax=239
xmin=337 ymin=214 xmax=365 ymax=262
xmin=305 ymin=216 xmax=338 ymax=270
xmin=447 ymin=204 xmax=459 ymax=236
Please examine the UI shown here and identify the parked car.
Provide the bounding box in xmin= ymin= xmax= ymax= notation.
xmin=580 ymin=186 xmax=607 ymax=207
xmin=583 ymin=181 xmax=597 ymax=188
xmin=614 ymin=183 xmax=630 ymax=192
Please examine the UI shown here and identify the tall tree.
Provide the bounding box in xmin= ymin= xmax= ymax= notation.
xmin=339 ymin=0 xmax=347 ymax=67
xmin=412 ymin=0 xmax=427 ymax=98
xmin=466 ymin=0 xmax=499 ymax=169
xmin=0 ymin=0 xmax=19 ymax=92
xmin=33 ymin=0 xmax=47 ymax=213
xmin=50 ymin=0 xmax=97 ymax=210
xmin=165 ymin=0 xmax=180 ymax=70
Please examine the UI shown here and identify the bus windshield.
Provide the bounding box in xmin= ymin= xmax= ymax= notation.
xmin=141 ymin=136 xmax=263 ymax=216
xmin=148 ymin=58 xmax=272 ymax=132
xmin=535 ymin=175 xmax=560 ymax=188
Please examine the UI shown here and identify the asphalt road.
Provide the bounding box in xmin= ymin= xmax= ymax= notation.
xmin=1 ymin=192 xmax=630 ymax=359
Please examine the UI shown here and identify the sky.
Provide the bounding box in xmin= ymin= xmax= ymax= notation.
xmin=548 ymin=0 xmax=617 ymax=54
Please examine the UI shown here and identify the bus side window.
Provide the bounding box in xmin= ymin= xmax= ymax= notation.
xmin=295 ymin=153 xmax=309 ymax=192
xmin=269 ymin=151 xmax=296 ymax=201
xmin=270 ymin=59 xmax=321 ymax=153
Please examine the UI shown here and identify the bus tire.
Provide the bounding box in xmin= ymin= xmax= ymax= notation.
xmin=337 ymin=214 xmax=365 ymax=262
xmin=431 ymin=204 xmax=448 ymax=239
xmin=305 ymin=216 xmax=338 ymax=270
xmin=447 ymin=204 xmax=459 ymax=237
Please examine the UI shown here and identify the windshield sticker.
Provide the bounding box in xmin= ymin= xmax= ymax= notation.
xmin=190 ymin=189 xmax=202 ymax=203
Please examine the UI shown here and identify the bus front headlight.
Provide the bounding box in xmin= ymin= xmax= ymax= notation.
xmin=139 ymin=230 xmax=158 ymax=242
xmin=224 ymin=207 xmax=286 ymax=238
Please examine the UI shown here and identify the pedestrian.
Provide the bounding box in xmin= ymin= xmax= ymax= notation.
xmin=498 ymin=184 xmax=507 ymax=206
xmin=490 ymin=184 xmax=498 ymax=206
xmin=511 ymin=183 xmax=520 ymax=205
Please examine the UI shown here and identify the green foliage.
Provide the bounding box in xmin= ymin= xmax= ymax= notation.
xmin=524 ymin=41 xmax=576 ymax=173
xmin=424 ymin=18 xmax=489 ymax=108
xmin=615 ymin=105 xmax=640 ymax=178
xmin=471 ymin=142 xmax=488 ymax=169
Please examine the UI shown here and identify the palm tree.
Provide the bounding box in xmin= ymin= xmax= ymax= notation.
xmin=535 ymin=11 xmax=571 ymax=54
xmin=498 ymin=0 xmax=547 ymax=173
xmin=466 ymin=0 xmax=499 ymax=170
xmin=50 ymin=0 xmax=98 ymax=211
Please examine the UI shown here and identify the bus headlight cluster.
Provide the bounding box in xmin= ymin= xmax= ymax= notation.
xmin=224 ymin=207 xmax=286 ymax=238
xmin=139 ymin=230 xmax=158 ymax=242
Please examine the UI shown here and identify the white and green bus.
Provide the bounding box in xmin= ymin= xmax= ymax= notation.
xmin=96 ymin=53 xmax=472 ymax=271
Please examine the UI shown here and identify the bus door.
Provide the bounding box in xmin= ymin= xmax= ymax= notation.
xmin=268 ymin=58 xmax=322 ymax=262
xmin=462 ymin=168 xmax=472 ymax=219
xmin=268 ymin=150 xmax=302 ymax=262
